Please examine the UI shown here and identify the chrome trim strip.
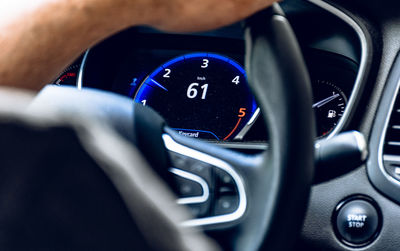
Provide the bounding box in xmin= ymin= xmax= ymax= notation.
xmin=383 ymin=155 xmax=400 ymax=163
xmin=234 ymin=107 xmax=260 ymax=140
xmin=162 ymin=134 xmax=247 ymax=227
xmin=169 ymin=168 xmax=210 ymax=205
xmin=216 ymin=142 xmax=268 ymax=150
xmin=77 ymin=49 xmax=90 ymax=90
xmin=308 ymin=0 xmax=369 ymax=140
xmin=248 ymin=107 xmax=260 ymax=125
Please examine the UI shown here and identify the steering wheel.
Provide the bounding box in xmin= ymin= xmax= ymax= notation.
xmin=0 ymin=4 xmax=314 ymax=251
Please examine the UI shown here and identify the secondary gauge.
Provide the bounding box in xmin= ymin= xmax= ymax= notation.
xmin=312 ymin=80 xmax=347 ymax=138
xmin=134 ymin=53 xmax=257 ymax=141
xmin=53 ymin=64 xmax=80 ymax=86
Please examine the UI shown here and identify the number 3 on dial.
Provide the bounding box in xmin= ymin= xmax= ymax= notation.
xmin=201 ymin=59 xmax=209 ymax=68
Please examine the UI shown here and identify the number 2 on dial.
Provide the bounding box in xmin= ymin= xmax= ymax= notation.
xmin=163 ymin=69 xmax=171 ymax=78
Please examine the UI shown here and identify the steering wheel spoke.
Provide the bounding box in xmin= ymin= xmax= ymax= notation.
xmin=162 ymin=130 xmax=262 ymax=229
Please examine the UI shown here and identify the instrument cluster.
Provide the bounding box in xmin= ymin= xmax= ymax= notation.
xmin=52 ymin=29 xmax=358 ymax=145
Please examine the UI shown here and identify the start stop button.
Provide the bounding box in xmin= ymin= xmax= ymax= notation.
xmin=333 ymin=195 xmax=382 ymax=247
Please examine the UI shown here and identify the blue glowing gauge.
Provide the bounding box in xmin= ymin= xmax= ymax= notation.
xmin=134 ymin=53 xmax=257 ymax=141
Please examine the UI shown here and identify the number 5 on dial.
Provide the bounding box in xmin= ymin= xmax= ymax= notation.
xmin=238 ymin=108 xmax=246 ymax=118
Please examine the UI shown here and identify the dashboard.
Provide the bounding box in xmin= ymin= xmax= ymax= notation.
xmin=51 ymin=0 xmax=400 ymax=250
xmin=53 ymin=5 xmax=360 ymax=149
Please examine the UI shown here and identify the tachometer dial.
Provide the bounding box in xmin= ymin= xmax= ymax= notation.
xmin=53 ymin=65 xmax=79 ymax=86
xmin=134 ymin=53 xmax=257 ymax=141
xmin=312 ymin=80 xmax=347 ymax=138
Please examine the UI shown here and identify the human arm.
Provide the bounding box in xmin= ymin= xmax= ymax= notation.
xmin=0 ymin=0 xmax=275 ymax=90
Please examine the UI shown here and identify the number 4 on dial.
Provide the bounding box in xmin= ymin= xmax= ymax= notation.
xmin=232 ymin=76 xmax=240 ymax=85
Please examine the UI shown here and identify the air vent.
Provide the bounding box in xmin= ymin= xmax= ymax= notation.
xmin=383 ymin=98 xmax=400 ymax=180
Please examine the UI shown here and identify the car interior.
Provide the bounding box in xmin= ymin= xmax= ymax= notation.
xmin=9 ymin=0 xmax=400 ymax=250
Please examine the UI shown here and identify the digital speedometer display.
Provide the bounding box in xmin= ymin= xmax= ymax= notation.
xmin=134 ymin=53 xmax=257 ymax=141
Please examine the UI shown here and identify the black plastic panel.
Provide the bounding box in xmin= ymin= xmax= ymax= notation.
xmin=367 ymin=51 xmax=400 ymax=205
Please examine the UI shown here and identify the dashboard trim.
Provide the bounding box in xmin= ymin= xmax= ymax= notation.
xmin=308 ymin=0 xmax=369 ymax=140
xmin=234 ymin=107 xmax=260 ymax=140
xmin=216 ymin=142 xmax=268 ymax=150
xmin=369 ymin=52 xmax=400 ymax=203
xmin=77 ymin=49 xmax=90 ymax=90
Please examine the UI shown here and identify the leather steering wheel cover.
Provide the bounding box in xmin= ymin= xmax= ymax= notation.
xmin=242 ymin=5 xmax=315 ymax=250
xmin=1 ymin=88 xmax=220 ymax=251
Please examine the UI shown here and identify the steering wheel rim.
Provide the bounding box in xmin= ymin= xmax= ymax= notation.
xmin=0 ymin=4 xmax=314 ymax=251
xmin=243 ymin=5 xmax=315 ymax=249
